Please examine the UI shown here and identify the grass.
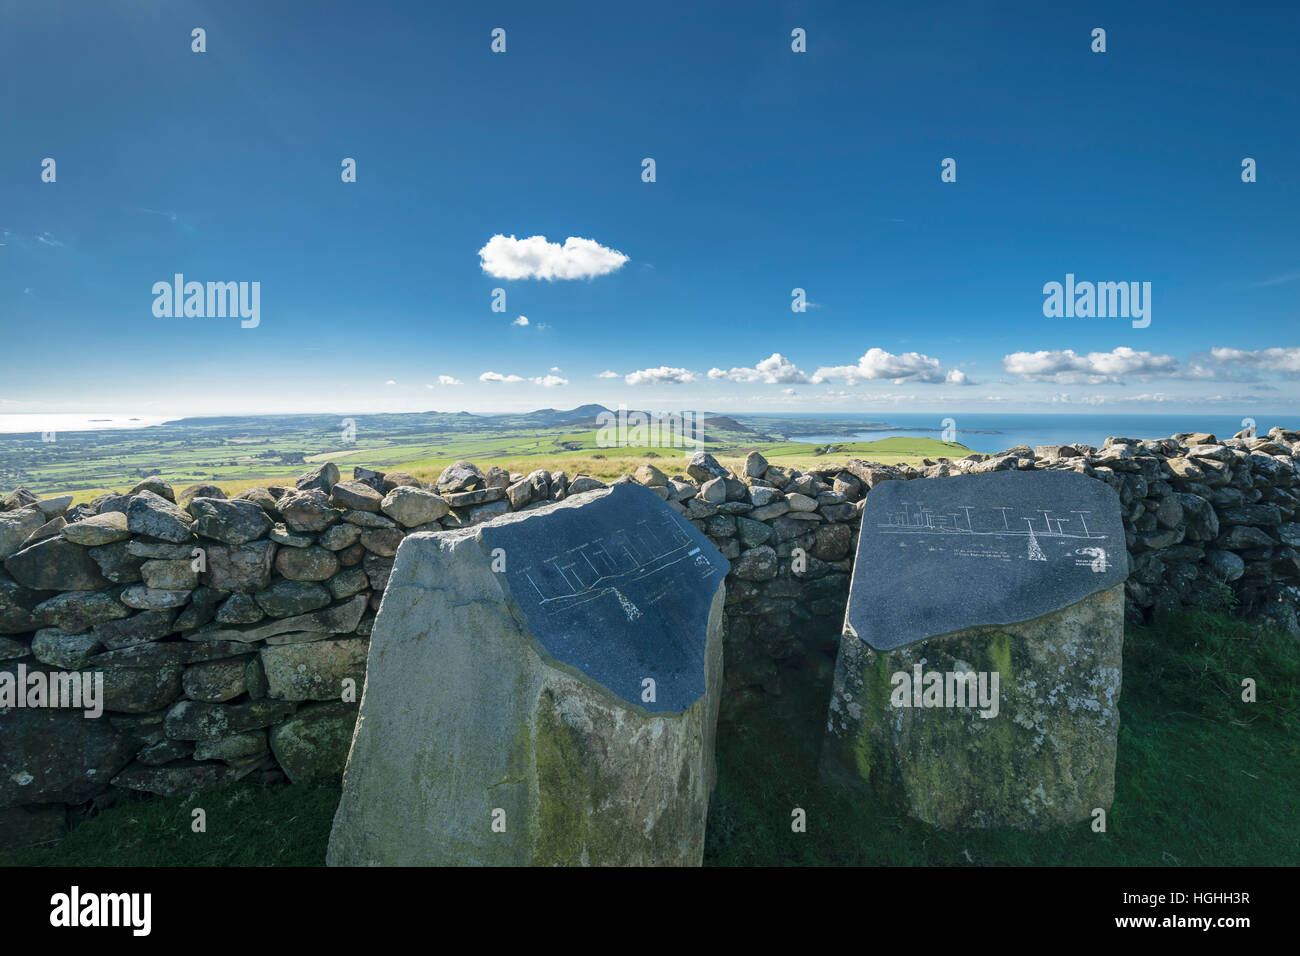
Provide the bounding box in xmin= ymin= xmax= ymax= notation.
xmin=1 ymin=782 xmax=342 ymax=867
xmin=704 ymin=609 xmax=1299 ymax=865
xmin=53 ymin=436 xmax=972 ymax=506
xmin=4 ymin=407 xmax=978 ymax=502
xmin=11 ymin=607 xmax=1290 ymax=867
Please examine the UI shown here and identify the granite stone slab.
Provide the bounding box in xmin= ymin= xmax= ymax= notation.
xmin=846 ymin=470 xmax=1128 ymax=649
xmin=480 ymin=482 xmax=729 ymax=713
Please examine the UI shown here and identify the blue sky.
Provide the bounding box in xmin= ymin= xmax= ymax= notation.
xmin=1 ymin=0 xmax=1297 ymax=418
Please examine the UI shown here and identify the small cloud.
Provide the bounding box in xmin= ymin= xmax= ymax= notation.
xmin=1048 ymin=392 xmax=1106 ymax=406
xmin=712 ymin=353 xmax=811 ymax=384
xmin=1002 ymin=347 xmax=1180 ymax=384
xmin=385 ymin=379 xmax=397 ymax=386
xmin=513 ymin=315 xmax=530 ymax=326
xmin=1209 ymin=346 xmax=1300 ymax=376
xmin=813 ymin=348 xmax=953 ymax=385
xmin=549 ymin=366 xmax=561 ymax=372
xmin=625 ymin=366 xmax=696 ymax=386
xmin=480 ymin=371 xmax=568 ymax=387
xmin=36 ymin=232 xmax=63 ymax=247
xmin=478 ymin=233 xmax=629 ymax=280
xmin=130 ymin=206 xmax=180 ymax=223
xmin=1250 ymin=271 xmax=1300 ymax=288
xmin=438 ymin=375 xmax=463 ymax=386
xmin=597 ymin=370 xmax=618 ymax=378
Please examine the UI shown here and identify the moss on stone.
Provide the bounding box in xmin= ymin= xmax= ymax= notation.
xmin=821 ymin=585 xmax=1124 ymax=830
xmin=532 ymin=689 xmax=594 ymax=865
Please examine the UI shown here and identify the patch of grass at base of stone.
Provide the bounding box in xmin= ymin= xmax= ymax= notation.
xmin=1124 ymin=608 xmax=1298 ymax=729
xmin=704 ymin=611 xmax=1299 ymax=866
xmin=4 ymin=612 xmax=1295 ymax=866
xmin=0 ymin=782 xmax=342 ymax=867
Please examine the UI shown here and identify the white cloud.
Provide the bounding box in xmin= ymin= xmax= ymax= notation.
xmin=945 ymin=368 xmax=970 ymax=385
xmin=1209 ymin=346 xmax=1300 ymax=375
xmin=513 ymin=315 xmax=530 ymax=326
xmin=478 ymin=234 xmax=629 ymax=280
xmin=438 ymin=375 xmax=463 ymax=385
xmin=819 ymin=389 xmax=921 ymax=405
xmin=1002 ymin=347 xmax=1179 ymax=384
xmin=597 ymin=370 xmax=618 ymax=379
xmin=549 ymin=366 xmax=561 ymax=372
xmin=479 ymin=371 xmax=568 ymax=387
xmin=813 ymin=348 xmax=950 ymax=385
xmin=385 ymin=379 xmax=397 ymax=385
xmin=625 ymin=366 xmax=697 ymax=386
xmin=711 ymin=353 xmax=812 ymax=384
xmin=1251 ymin=271 xmax=1300 ymax=288
xmin=1124 ymin=392 xmax=1172 ymax=403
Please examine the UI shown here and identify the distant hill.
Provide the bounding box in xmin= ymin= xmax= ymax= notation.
xmin=513 ymin=404 xmax=614 ymax=426
xmin=704 ymin=415 xmax=762 ymax=433
xmin=702 ymin=415 xmax=775 ymax=443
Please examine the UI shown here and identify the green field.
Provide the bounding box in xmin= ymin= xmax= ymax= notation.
xmin=0 ymin=409 xmax=975 ymax=503
xmin=6 ymin=608 xmax=1295 ymax=866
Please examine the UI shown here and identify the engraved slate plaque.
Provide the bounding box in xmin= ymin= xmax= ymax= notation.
xmin=479 ymin=482 xmax=729 ymax=713
xmin=845 ymin=471 xmax=1128 ymax=650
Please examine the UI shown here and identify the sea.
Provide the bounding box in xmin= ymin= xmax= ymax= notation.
xmin=0 ymin=414 xmax=171 ymax=435
xmin=785 ymin=413 xmax=1298 ymax=455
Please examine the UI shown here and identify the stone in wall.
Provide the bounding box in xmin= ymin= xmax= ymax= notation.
xmin=269 ymin=701 xmax=359 ymax=782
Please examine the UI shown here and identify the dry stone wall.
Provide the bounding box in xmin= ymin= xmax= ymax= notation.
xmin=2 ymin=425 xmax=1300 ymax=845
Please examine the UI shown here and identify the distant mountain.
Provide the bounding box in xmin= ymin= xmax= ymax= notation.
xmin=509 ymin=404 xmax=615 ymax=426
xmin=704 ymin=415 xmax=757 ymax=433
xmin=702 ymin=415 xmax=775 ymax=442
